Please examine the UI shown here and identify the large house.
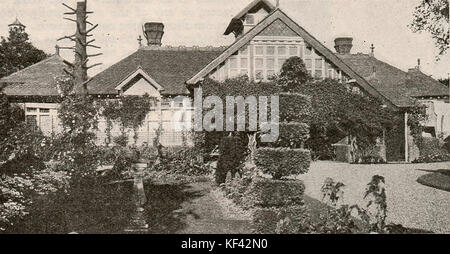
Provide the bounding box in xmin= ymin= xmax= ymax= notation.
xmin=1 ymin=0 xmax=448 ymax=161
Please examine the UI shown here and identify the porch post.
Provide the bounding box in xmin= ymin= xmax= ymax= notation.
xmin=404 ymin=112 xmax=409 ymax=162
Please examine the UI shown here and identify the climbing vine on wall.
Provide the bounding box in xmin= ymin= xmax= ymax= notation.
xmin=100 ymin=94 xmax=156 ymax=145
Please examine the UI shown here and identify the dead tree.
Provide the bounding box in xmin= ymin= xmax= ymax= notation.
xmin=58 ymin=0 xmax=102 ymax=95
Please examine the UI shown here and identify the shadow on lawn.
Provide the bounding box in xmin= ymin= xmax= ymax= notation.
xmin=4 ymin=179 xmax=202 ymax=234
xmin=143 ymin=182 xmax=203 ymax=234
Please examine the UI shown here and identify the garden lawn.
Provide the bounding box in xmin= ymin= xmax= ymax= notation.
xmin=298 ymin=161 xmax=450 ymax=233
xmin=417 ymin=169 xmax=450 ymax=192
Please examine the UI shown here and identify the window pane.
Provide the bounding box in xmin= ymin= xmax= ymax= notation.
xmin=40 ymin=108 xmax=50 ymax=114
xmin=229 ymin=58 xmax=238 ymax=68
xmin=240 ymin=69 xmax=248 ymax=76
xmin=328 ymin=69 xmax=334 ymax=78
xmin=230 ymin=69 xmax=239 ymax=78
xmin=266 ymin=46 xmax=275 ymax=55
xmin=240 ymin=58 xmax=248 ymax=68
xmin=255 ymin=46 xmax=264 ymax=55
xmin=305 ymin=45 xmax=312 ymax=55
xmin=27 ymin=108 xmax=37 ymax=113
xmin=315 ymin=59 xmax=323 ymax=69
xmin=240 ymin=45 xmax=249 ymax=55
xmin=246 ymin=14 xmax=255 ymax=25
xmin=299 ymin=45 xmax=304 ymax=58
xmin=266 ymin=58 xmax=275 ymax=69
xmin=277 ymin=46 xmax=286 ymax=55
xmin=255 ymin=58 xmax=264 ymax=69
xmin=289 ymin=46 xmax=298 ymax=56
xmin=305 ymin=59 xmax=312 ymax=69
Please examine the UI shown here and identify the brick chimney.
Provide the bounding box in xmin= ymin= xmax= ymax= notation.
xmin=334 ymin=37 xmax=353 ymax=54
xmin=143 ymin=22 xmax=164 ymax=46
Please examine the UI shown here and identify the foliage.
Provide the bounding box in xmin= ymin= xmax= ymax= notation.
xmin=413 ymin=137 xmax=450 ymax=163
xmin=100 ymin=95 xmax=156 ymax=145
xmin=0 ymin=24 xmax=48 ymax=79
xmin=0 ymin=123 xmax=48 ymax=171
xmin=409 ymin=0 xmax=449 ymax=57
xmin=0 ymin=168 xmax=70 ymax=232
xmin=153 ymin=146 xmax=211 ymax=177
xmin=55 ymin=76 xmax=101 ymax=178
xmin=244 ymin=177 xmax=305 ymax=208
xmin=278 ymin=93 xmax=311 ymax=123
xmin=254 ymin=148 xmax=310 ymax=179
xmin=277 ymin=56 xmax=311 ymax=91
xmin=215 ymin=136 xmax=246 ymax=184
xmin=264 ymin=122 xmax=310 ymax=149
xmin=321 ymin=178 xmax=345 ymax=207
xmin=2 ymin=177 xmax=134 ymax=234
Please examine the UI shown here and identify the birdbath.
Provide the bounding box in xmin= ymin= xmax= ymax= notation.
xmin=133 ymin=158 xmax=148 ymax=209
xmin=125 ymin=146 xmax=150 ymax=233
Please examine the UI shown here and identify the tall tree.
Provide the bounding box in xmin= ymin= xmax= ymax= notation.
xmin=410 ymin=0 xmax=449 ymax=57
xmin=0 ymin=21 xmax=48 ymax=79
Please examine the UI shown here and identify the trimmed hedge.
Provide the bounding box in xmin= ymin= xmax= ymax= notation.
xmin=254 ymin=147 xmax=311 ymax=179
xmin=244 ymin=177 xmax=305 ymax=207
xmin=279 ymin=93 xmax=311 ymax=123
xmin=264 ymin=122 xmax=310 ymax=149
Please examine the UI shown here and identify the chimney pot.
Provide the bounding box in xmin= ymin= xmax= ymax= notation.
xmin=143 ymin=22 xmax=164 ymax=47
xmin=334 ymin=37 xmax=353 ymax=54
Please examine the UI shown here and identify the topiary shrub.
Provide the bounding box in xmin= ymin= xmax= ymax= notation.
xmin=278 ymin=93 xmax=311 ymax=123
xmin=215 ymin=135 xmax=246 ymax=184
xmin=264 ymin=122 xmax=309 ymax=149
xmin=254 ymin=147 xmax=310 ymax=180
xmin=244 ymin=177 xmax=305 ymax=207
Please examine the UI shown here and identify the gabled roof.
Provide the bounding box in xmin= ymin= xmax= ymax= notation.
xmin=188 ymin=8 xmax=398 ymax=108
xmin=87 ymin=46 xmax=223 ymax=96
xmin=115 ymin=67 xmax=163 ymax=92
xmin=339 ymin=54 xmax=449 ymax=107
xmin=224 ymin=0 xmax=276 ymax=35
xmin=0 ymin=54 xmax=66 ymax=97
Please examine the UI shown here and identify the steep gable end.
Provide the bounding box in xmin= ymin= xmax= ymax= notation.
xmin=257 ymin=19 xmax=297 ymax=37
xmin=188 ymin=9 xmax=396 ymax=108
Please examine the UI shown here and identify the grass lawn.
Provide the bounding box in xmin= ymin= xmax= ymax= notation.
xmin=417 ymin=169 xmax=450 ymax=192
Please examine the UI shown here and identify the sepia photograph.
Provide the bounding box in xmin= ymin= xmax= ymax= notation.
xmin=0 ymin=0 xmax=449 ymax=245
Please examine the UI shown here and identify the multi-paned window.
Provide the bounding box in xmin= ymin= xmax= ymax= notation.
xmin=26 ymin=107 xmax=51 ymax=132
xmin=253 ymin=44 xmax=300 ymax=81
xmin=315 ymin=59 xmax=323 ymax=79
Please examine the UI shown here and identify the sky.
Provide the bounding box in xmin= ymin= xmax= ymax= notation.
xmin=0 ymin=0 xmax=448 ymax=79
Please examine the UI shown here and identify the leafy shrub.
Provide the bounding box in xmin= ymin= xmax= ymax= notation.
xmin=254 ymin=147 xmax=310 ymax=179
xmin=321 ymin=178 xmax=345 ymax=207
xmin=443 ymin=136 xmax=450 ymax=153
xmin=252 ymin=205 xmax=307 ymax=234
xmin=222 ymin=175 xmax=253 ymax=207
xmin=154 ymin=147 xmax=211 ymax=177
xmin=278 ymin=93 xmax=311 ymax=123
xmin=244 ymin=177 xmax=305 ymax=207
xmin=0 ymin=168 xmax=70 ymax=231
xmin=216 ymin=136 xmax=246 ymax=184
xmin=413 ymin=137 xmax=450 ymax=163
xmin=264 ymin=122 xmax=309 ymax=149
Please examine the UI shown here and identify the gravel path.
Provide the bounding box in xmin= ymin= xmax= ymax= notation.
xmin=174 ymin=181 xmax=252 ymax=234
xmin=297 ymin=161 xmax=450 ymax=233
